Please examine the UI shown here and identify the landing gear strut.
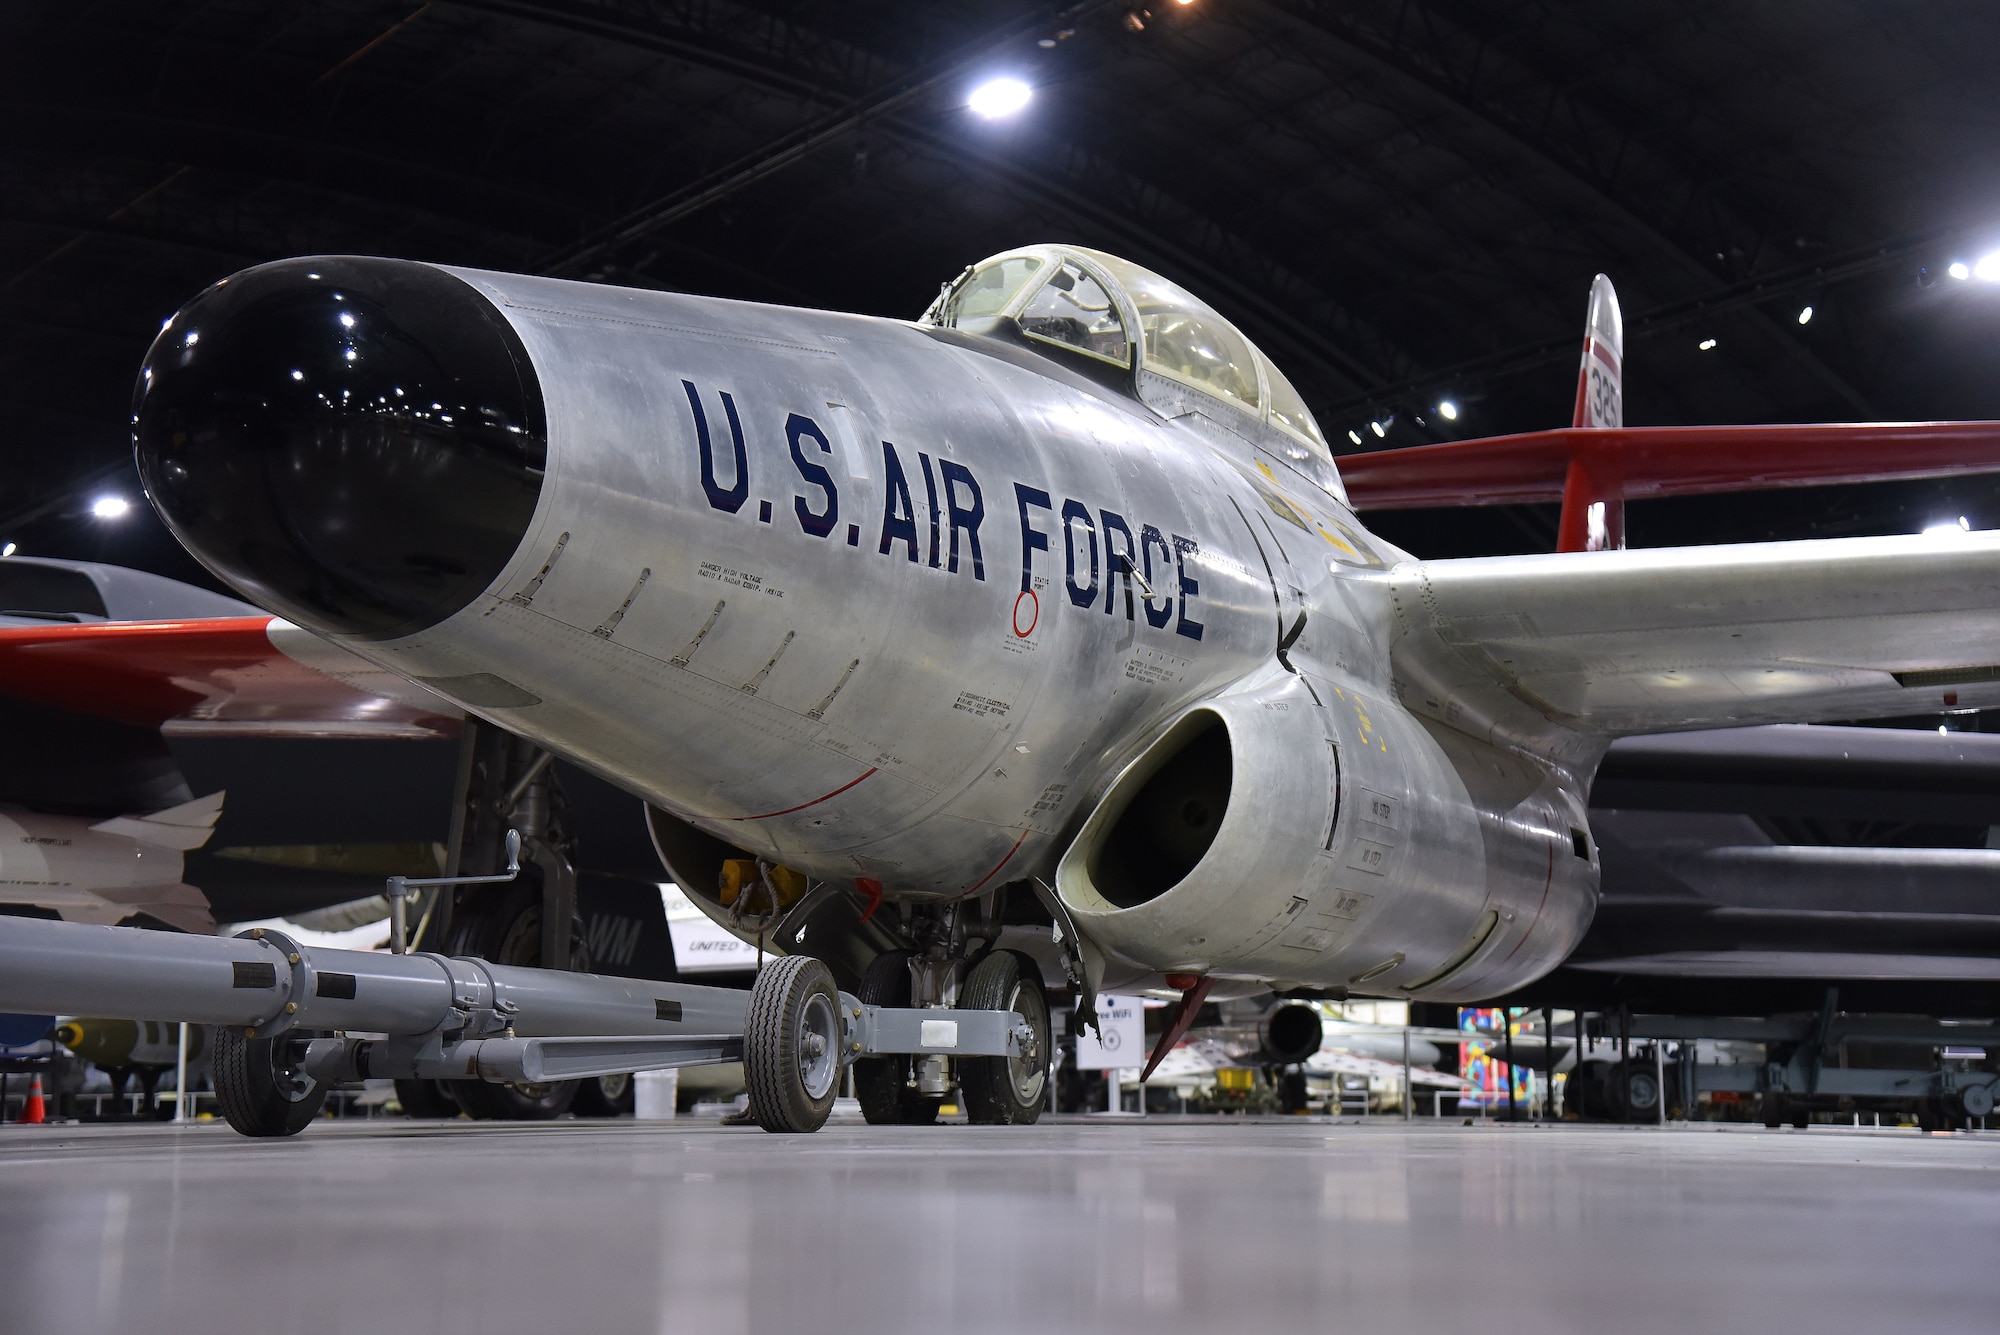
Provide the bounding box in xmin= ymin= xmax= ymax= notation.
xmin=852 ymin=950 xmax=941 ymax=1125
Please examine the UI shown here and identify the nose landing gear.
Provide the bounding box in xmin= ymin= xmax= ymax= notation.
xmin=423 ymin=722 xmax=586 ymax=1122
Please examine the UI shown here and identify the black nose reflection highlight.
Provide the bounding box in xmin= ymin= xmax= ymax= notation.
xmin=133 ymin=256 xmax=546 ymax=641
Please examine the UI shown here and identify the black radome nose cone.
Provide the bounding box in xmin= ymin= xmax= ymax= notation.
xmin=134 ymin=257 xmax=546 ymax=640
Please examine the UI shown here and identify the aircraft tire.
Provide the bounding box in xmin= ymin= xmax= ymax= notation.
xmin=212 ymin=1026 xmax=327 ymax=1137
xmin=572 ymin=1072 xmax=635 ymax=1118
xmin=742 ymin=954 xmax=840 ymax=1133
xmin=445 ymin=882 xmax=586 ymax=1121
xmin=1617 ymin=1061 xmax=1661 ymax=1122
xmin=1275 ymin=1068 xmax=1310 ymax=1115
xmin=853 ymin=950 xmax=939 ymax=1126
xmin=956 ymin=949 xmax=1049 ymax=1126
xmin=394 ymin=1078 xmax=461 ymax=1119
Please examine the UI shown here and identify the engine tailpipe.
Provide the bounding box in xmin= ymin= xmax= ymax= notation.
xmin=1259 ymin=1002 xmax=1325 ymax=1065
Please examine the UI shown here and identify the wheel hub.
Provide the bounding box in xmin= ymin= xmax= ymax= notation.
xmin=797 ymin=992 xmax=839 ymax=1101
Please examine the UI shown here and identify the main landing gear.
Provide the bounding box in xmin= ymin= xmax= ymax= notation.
xmin=845 ymin=898 xmax=1050 ymax=1129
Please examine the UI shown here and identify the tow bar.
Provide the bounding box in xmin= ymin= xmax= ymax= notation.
xmin=0 ymin=915 xmax=1029 ymax=1137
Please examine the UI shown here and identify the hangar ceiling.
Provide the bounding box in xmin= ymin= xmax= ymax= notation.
xmin=5 ymin=0 xmax=2000 ymax=575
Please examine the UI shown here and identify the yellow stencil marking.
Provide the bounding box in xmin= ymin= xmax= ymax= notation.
xmin=1317 ymin=524 xmax=1358 ymax=556
xmin=1343 ymin=689 xmax=1387 ymax=753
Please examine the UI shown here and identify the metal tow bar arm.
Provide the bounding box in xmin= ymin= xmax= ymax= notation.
xmin=303 ymin=1033 xmax=744 ymax=1084
xmin=840 ymin=1001 xmax=1031 ymax=1060
xmin=0 ymin=913 xmax=750 ymax=1083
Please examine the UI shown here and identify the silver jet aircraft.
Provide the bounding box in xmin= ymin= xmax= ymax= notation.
xmin=128 ymin=245 xmax=2000 ymax=1123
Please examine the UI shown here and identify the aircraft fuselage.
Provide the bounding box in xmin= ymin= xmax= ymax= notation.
xmin=136 ymin=259 xmax=1596 ymax=1000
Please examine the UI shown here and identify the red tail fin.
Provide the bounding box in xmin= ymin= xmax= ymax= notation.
xmin=1559 ymin=274 xmax=1626 ymax=551
xmin=1571 ymin=274 xmax=1623 ymax=430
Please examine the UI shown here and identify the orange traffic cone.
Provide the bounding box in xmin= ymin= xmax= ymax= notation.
xmin=16 ymin=1072 xmax=46 ymax=1124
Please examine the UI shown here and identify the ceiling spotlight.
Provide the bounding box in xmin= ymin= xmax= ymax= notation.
xmin=967 ymin=77 xmax=1032 ymax=119
xmin=1 ymin=543 xmax=15 ymax=558
xmin=1437 ymin=400 xmax=1459 ymax=421
xmin=1948 ymin=261 xmax=1971 ymax=281
xmin=1698 ymin=338 xmax=1718 ymax=351
xmin=1923 ymin=516 xmax=1972 ymax=537
xmin=91 ymin=496 xmax=131 ymax=521
xmin=1797 ymin=305 xmax=1813 ymax=325
xmin=1976 ymin=252 xmax=2000 ymax=283
xmin=1369 ymin=421 xmax=1387 ymax=438
xmin=1347 ymin=429 xmax=1363 ymax=445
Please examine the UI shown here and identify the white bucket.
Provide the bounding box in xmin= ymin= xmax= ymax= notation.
xmin=633 ymin=1068 xmax=680 ymax=1120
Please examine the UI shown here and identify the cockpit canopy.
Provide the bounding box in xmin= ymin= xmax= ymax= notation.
xmin=923 ymin=244 xmax=1334 ymax=475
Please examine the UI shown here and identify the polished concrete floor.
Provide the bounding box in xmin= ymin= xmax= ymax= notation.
xmin=4 ymin=1116 xmax=1998 ymax=1334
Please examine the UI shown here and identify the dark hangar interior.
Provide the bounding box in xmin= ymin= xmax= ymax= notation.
xmin=6 ymin=8 xmax=2000 ymax=1319
xmin=7 ymin=0 xmax=2000 ymax=574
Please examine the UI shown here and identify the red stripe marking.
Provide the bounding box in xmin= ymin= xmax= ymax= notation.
xmin=963 ymin=828 xmax=1031 ymax=895
xmin=729 ymin=767 xmax=877 ymax=821
xmin=1587 ymin=337 xmax=1620 ymax=372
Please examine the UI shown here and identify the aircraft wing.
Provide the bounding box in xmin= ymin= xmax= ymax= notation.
xmin=0 ymin=616 xmax=460 ymax=738
xmin=1338 ymin=420 xmax=2000 ymax=552
xmin=1339 ymin=422 xmax=2000 ymax=511
xmin=1388 ymin=532 xmax=2000 ymax=743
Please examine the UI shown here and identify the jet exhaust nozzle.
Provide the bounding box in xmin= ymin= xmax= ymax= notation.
xmin=133 ymin=256 xmax=547 ymax=641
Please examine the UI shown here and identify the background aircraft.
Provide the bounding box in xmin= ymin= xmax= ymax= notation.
xmin=0 ymin=554 xmax=686 ymax=1119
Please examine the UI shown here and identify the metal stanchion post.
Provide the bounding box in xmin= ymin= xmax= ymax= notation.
xmin=1542 ymin=1006 xmax=1555 ymax=1119
xmin=173 ymin=1021 xmax=190 ymax=1123
xmin=1402 ymin=1026 xmax=1412 ymax=1122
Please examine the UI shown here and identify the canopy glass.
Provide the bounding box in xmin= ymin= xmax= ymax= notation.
xmin=925 ymin=245 xmax=1331 ymax=465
